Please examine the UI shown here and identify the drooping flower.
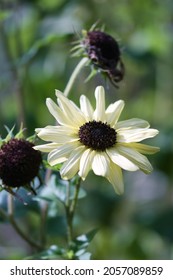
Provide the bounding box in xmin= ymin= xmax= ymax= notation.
xmin=34 ymin=86 xmax=159 ymax=195
xmin=72 ymin=28 xmax=124 ymax=88
xmin=0 ymin=138 xmax=42 ymax=188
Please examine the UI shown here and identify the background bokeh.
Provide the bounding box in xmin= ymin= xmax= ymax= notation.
xmin=0 ymin=0 xmax=173 ymax=259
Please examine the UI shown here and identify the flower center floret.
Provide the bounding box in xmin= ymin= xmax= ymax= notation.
xmin=79 ymin=120 xmax=117 ymax=151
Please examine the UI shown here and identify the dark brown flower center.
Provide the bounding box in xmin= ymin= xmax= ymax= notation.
xmin=85 ymin=30 xmax=120 ymax=69
xmin=0 ymin=139 xmax=42 ymax=187
xmin=78 ymin=120 xmax=117 ymax=151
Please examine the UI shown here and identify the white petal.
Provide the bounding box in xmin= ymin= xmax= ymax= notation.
xmin=80 ymin=95 xmax=94 ymax=121
xmin=79 ymin=149 xmax=95 ymax=179
xmin=34 ymin=143 xmax=60 ymax=152
xmin=105 ymin=100 xmax=124 ymax=126
xmin=55 ymin=89 xmax=86 ymax=127
xmin=35 ymin=128 xmax=42 ymax=134
xmin=93 ymin=86 xmax=106 ymax=121
xmin=92 ymin=152 xmax=109 ymax=176
xmin=106 ymin=162 xmax=124 ymax=195
xmin=46 ymin=98 xmax=72 ymax=126
xmin=107 ymin=147 xmax=139 ymax=171
xmin=115 ymin=118 xmax=149 ymax=129
xmin=115 ymin=144 xmax=153 ymax=174
xmin=48 ymin=142 xmax=80 ymax=166
xmin=117 ymin=128 xmax=159 ymax=143
xmin=123 ymin=142 xmax=160 ymax=155
xmin=60 ymin=145 xmax=86 ymax=180
xmin=36 ymin=125 xmax=78 ymax=143
xmin=92 ymin=152 xmax=124 ymax=195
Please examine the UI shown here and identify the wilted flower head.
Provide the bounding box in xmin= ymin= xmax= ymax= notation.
xmin=34 ymin=86 xmax=159 ymax=195
xmin=0 ymin=138 xmax=42 ymax=188
xmin=73 ymin=27 xmax=124 ymax=88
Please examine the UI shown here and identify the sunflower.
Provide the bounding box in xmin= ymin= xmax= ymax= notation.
xmin=34 ymin=86 xmax=159 ymax=194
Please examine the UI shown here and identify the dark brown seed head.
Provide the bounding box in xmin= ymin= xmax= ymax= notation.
xmin=83 ymin=30 xmax=125 ymax=87
xmin=85 ymin=30 xmax=120 ymax=69
xmin=79 ymin=120 xmax=117 ymax=151
xmin=0 ymin=139 xmax=42 ymax=187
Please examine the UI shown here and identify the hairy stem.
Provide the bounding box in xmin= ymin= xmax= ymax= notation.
xmin=70 ymin=177 xmax=81 ymax=215
xmin=65 ymin=177 xmax=81 ymax=246
xmin=65 ymin=181 xmax=73 ymax=245
xmin=64 ymin=57 xmax=89 ymax=97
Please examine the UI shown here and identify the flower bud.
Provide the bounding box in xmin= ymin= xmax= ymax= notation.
xmin=84 ymin=31 xmax=124 ymax=86
xmin=72 ymin=29 xmax=125 ymax=88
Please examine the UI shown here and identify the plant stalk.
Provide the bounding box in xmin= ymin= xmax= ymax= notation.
xmin=64 ymin=57 xmax=89 ymax=97
xmin=65 ymin=177 xmax=81 ymax=246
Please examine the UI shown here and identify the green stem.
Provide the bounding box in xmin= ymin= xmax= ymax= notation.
xmin=7 ymin=194 xmax=43 ymax=251
xmin=65 ymin=181 xmax=73 ymax=245
xmin=70 ymin=177 xmax=81 ymax=214
xmin=64 ymin=57 xmax=89 ymax=97
xmin=65 ymin=177 xmax=82 ymax=246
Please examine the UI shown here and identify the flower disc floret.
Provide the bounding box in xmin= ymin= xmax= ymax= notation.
xmin=79 ymin=120 xmax=117 ymax=151
xmin=35 ymin=86 xmax=159 ymax=195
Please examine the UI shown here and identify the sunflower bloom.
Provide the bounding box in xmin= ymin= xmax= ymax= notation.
xmin=34 ymin=86 xmax=159 ymax=195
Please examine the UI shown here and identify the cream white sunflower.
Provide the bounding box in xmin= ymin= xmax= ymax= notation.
xmin=34 ymin=86 xmax=159 ymax=195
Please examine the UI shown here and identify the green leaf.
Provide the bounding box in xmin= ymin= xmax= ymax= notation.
xmin=54 ymin=183 xmax=86 ymax=203
xmin=43 ymin=160 xmax=61 ymax=171
xmin=53 ymin=184 xmax=67 ymax=202
xmin=26 ymin=245 xmax=65 ymax=260
xmin=33 ymin=195 xmax=54 ymax=203
xmin=15 ymin=124 xmax=25 ymax=139
xmin=78 ymin=252 xmax=92 ymax=260
xmin=33 ymin=175 xmax=58 ymax=202
xmin=84 ymin=67 xmax=97 ymax=83
xmin=46 ymin=174 xmax=87 ymax=203
xmin=35 ymin=169 xmax=86 ymax=206
xmin=75 ymin=228 xmax=98 ymax=248
xmin=71 ymin=228 xmax=98 ymax=260
xmin=4 ymin=125 xmax=15 ymax=142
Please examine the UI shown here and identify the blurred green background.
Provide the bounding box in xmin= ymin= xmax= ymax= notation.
xmin=0 ymin=0 xmax=173 ymax=260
